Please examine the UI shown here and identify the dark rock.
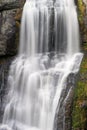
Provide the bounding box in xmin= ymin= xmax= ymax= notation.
xmin=0 ymin=57 xmax=14 ymax=123
xmin=0 ymin=0 xmax=25 ymax=56
xmin=0 ymin=9 xmax=17 ymax=56
xmin=0 ymin=0 xmax=24 ymax=11
xmin=54 ymin=73 xmax=78 ymax=130
xmin=0 ymin=35 xmax=7 ymax=55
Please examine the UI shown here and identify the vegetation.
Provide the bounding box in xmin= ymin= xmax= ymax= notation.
xmin=72 ymin=42 xmax=87 ymax=129
xmin=72 ymin=51 xmax=87 ymax=129
xmin=77 ymin=0 xmax=85 ymax=24
xmin=77 ymin=0 xmax=87 ymax=45
xmin=72 ymin=0 xmax=87 ymax=129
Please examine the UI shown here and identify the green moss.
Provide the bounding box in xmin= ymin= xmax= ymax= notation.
xmin=72 ymin=87 xmax=87 ymax=129
xmin=77 ymin=0 xmax=87 ymax=44
xmin=72 ymin=48 xmax=87 ymax=129
xmin=77 ymin=0 xmax=85 ymax=23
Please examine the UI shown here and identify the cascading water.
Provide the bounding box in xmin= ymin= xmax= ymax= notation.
xmin=0 ymin=0 xmax=83 ymax=130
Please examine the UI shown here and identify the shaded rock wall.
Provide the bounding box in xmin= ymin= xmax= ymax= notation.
xmin=54 ymin=74 xmax=78 ymax=130
xmin=0 ymin=0 xmax=25 ymax=123
xmin=0 ymin=0 xmax=25 ymax=56
xmin=0 ymin=57 xmax=14 ymax=122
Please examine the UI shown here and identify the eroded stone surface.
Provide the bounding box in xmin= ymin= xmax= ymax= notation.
xmin=54 ymin=74 xmax=77 ymax=130
xmin=0 ymin=0 xmax=25 ymax=56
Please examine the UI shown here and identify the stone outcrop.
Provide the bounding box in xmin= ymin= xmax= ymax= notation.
xmin=54 ymin=74 xmax=78 ymax=130
xmin=0 ymin=0 xmax=25 ymax=56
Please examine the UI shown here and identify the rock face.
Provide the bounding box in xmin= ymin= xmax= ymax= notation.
xmin=77 ymin=0 xmax=87 ymax=43
xmin=54 ymin=74 xmax=77 ymax=130
xmin=83 ymin=0 xmax=87 ymax=27
xmin=0 ymin=0 xmax=25 ymax=123
xmin=0 ymin=0 xmax=25 ymax=56
xmin=0 ymin=57 xmax=14 ymax=123
xmin=0 ymin=0 xmax=22 ymax=11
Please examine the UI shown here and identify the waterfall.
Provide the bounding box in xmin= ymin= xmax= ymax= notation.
xmin=0 ymin=0 xmax=83 ymax=130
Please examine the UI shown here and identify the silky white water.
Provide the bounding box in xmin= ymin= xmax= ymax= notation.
xmin=0 ymin=0 xmax=83 ymax=130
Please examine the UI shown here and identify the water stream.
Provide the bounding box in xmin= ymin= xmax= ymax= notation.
xmin=0 ymin=0 xmax=83 ymax=130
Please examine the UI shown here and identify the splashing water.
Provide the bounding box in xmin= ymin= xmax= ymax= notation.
xmin=0 ymin=0 xmax=83 ymax=130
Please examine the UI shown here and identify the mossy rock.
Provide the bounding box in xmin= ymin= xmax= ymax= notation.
xmin=72 ymin=42 xmax=87 ymax=129
xmin=77 ymin=0 xmax=87 ymax=43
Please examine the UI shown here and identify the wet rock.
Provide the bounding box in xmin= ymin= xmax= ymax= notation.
xmin=0 ymin=35 xmax=7 ymax=55
xmin=0 ymin=10 xmax=17 ymax=55
xmin=0 ymin=0 xmax=25 ymax=56
xmin=0 ymin=57 xmax=14 ymax=123
xmin=54 ymin=73 xmax=78 ymax=130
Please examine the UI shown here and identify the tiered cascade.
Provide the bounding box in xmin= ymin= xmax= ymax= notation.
xmin=0 ymin=0 xmax=83 ymax=130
